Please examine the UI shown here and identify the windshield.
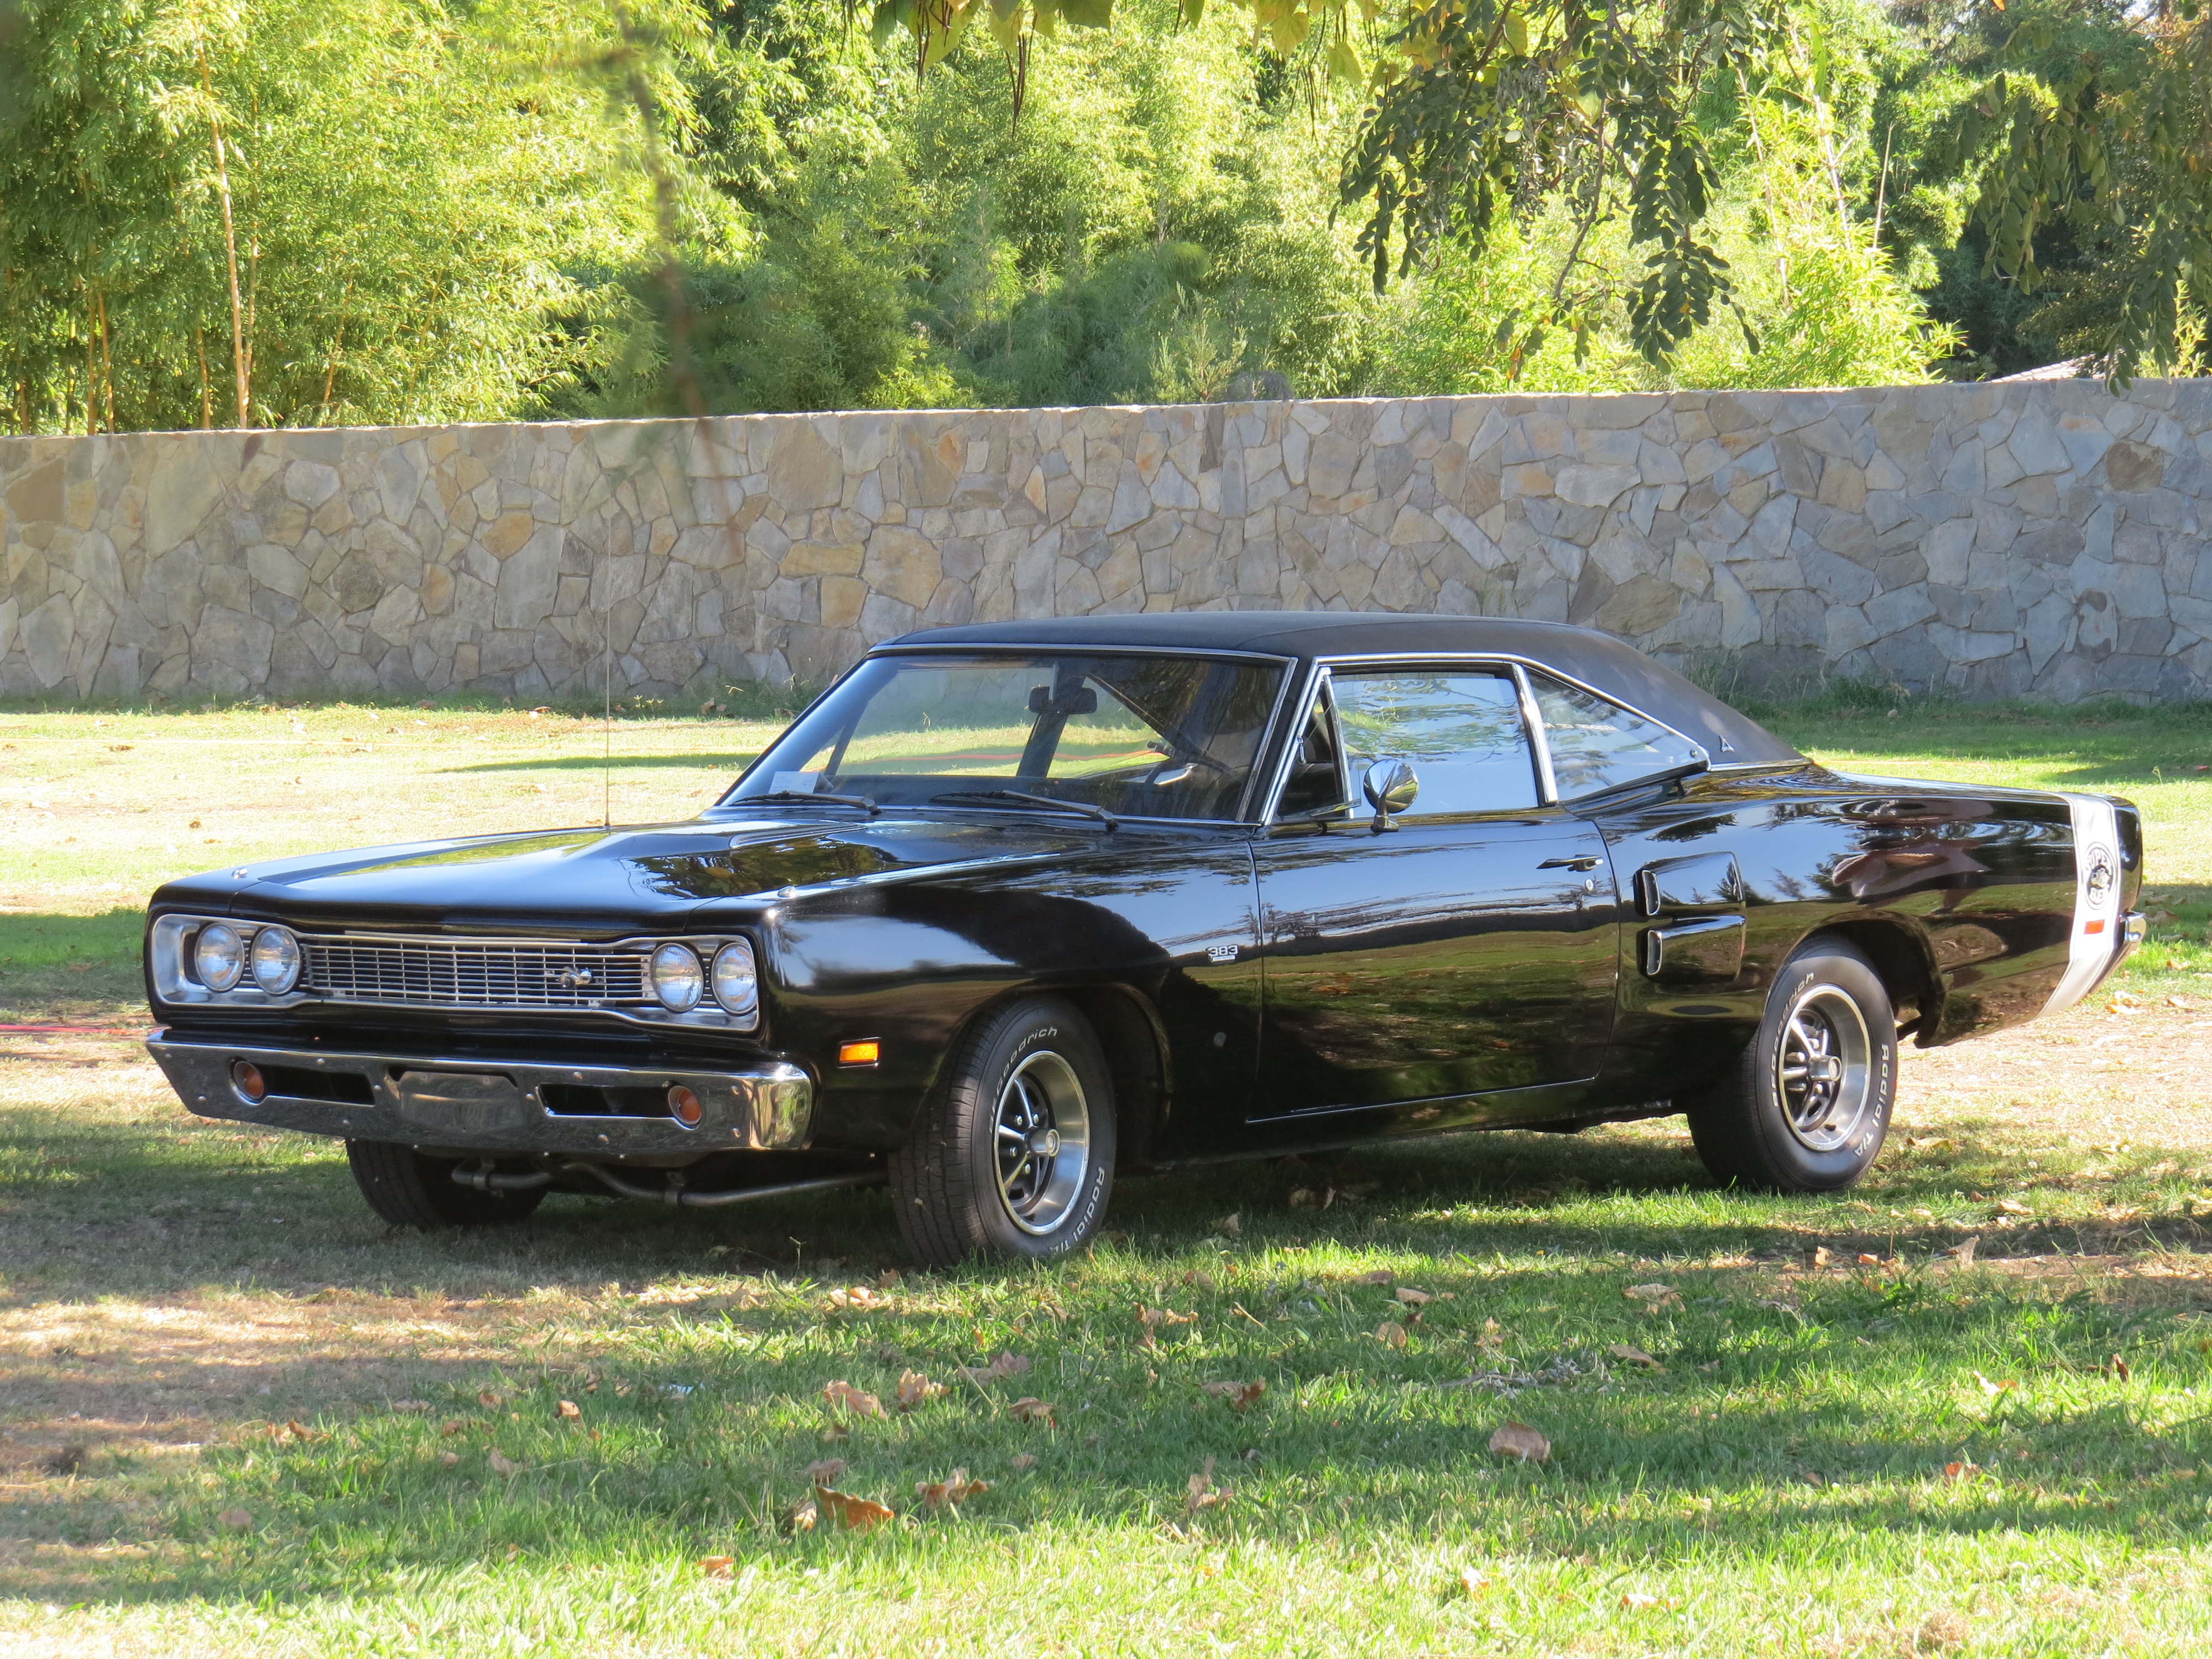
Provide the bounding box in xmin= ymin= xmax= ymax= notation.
xmin=728 ymin=652 xmax=1287 ymax=821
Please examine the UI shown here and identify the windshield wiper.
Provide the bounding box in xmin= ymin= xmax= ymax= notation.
xmin=738 ymin=789 xmax=880 ymax=816
xmin=930 ymin=789 xmax=1119 ymax=831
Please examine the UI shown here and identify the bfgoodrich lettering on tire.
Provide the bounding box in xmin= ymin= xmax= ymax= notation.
xmin=890 ymin=995 xmax=1117 ymax=1265
xmin=1686 ymin=936 xmax=1897 ymax=1193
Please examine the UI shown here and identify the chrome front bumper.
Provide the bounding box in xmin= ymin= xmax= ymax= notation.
xmin=146 ymin=1033 xmax=812 ymax=1156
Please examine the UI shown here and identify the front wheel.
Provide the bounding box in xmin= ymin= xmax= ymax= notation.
xmin=1686 ymin=937 xmax=1897 ymax=1193
xmin=346 ymin=1140 xmax=547 ymax=1229
xmin=890 ymin=995 xmax=1117 ymax=1265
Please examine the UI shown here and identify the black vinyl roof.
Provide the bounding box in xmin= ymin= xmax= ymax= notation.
xmin=885 ymin=611 xmax=1802 ymax=767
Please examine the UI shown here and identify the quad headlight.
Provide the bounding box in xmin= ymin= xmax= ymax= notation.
xmin=192 ymin=922 xmax=246 ymax=991
xmin=650 ymin=942 xmax=705 ymax=1011
xmin=250 ymin=925 xmax=302 ymax=994
xmin=711 ymin=940 xmax=759 ymax=1020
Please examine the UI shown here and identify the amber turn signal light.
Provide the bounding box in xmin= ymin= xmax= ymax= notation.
xmin=837 ymin=1039 xmax=880 ymax=1067
xmin=231 ymin=1061 xmax=267 ymax=1103
xmin=666 ymin=1084 xmax=705 ymax=1128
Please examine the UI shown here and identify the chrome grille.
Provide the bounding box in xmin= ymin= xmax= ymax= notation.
xmin=301 ymin=936 xmax=651 ymax=1010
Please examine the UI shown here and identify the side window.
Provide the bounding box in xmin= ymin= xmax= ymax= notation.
xmin=1328 ymin=671 xmax=1540 ymax=816
xmin=1531 ymin=671 xmax=1705 ymax=799
xmin=1274 ymin=688 xmax=1345 ymax=817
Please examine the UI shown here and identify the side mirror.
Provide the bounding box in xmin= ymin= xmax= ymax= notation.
xmin=1361 ymin=759 xmax=1419 ymax=831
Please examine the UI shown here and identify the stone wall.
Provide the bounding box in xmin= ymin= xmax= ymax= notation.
xmin=3 ymin=379 xmax=2209 ymax=705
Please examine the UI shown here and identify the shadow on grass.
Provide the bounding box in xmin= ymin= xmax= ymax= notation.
xmin=5 ymin=1094 xmax=2211 ymax=1610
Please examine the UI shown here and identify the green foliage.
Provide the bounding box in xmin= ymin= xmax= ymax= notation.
xmin=0 ymin=0 xmax=695 ymax=432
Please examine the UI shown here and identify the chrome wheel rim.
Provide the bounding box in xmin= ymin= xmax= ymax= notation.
xmin=1776 ymin=982 xmax=1875 ymax=1153
xmin=993 ymin=1050 xmax=1091 ymax=1236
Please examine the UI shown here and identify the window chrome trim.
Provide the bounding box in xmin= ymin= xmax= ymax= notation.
xmin=1509 ymin=662 xmax=1559 ymax=804
xmin=1307 ymin=650 xmax=1708 ymax=807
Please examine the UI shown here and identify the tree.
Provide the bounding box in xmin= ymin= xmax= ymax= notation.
xmin=878 ymin=0 xmax=1812 ymax=369
xmin=1944 ymin=0 xmax=2210 ymax=380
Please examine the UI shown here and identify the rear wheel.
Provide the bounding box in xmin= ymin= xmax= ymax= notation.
xmin=1686 ymin=937 xmax=1897 ymax=1193
xmin=890 ymin=995 xmax=1116 ymax=1265
xmin=345 ymin=1140 xmax=547 ymax=1229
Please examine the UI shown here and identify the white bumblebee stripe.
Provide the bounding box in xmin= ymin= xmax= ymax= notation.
xmin=2043 ymin=792 xmax=2122 ymax=1016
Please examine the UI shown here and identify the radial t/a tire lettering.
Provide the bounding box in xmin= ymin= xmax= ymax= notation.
xmin=345 ymin=1140 xmax=546 ymax=1229
xmin=1686 ymin=936 xmax=1897 ymax=1193
xmin=890 ymin=995 xmax=1117 ymax=1266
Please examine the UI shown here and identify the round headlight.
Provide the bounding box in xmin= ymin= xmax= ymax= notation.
xmin=650 ymin=942 xmax=703 ymax=1011
xmin=711 ymin=941 xmax=759 ymax=1019
xmin=250 ymin=926 xmax=301 ymax=994
xmin=193 ymin=922 xmax=245 ymax=992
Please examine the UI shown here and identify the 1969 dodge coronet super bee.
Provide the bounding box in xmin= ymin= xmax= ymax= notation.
xmin=144 ymin=613 xmax=2146 ymax=1262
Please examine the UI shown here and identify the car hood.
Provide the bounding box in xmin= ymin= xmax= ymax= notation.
xmin=159 ymin=812 xmax=1102 ymax=937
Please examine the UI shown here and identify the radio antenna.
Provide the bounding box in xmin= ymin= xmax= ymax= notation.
xmin=602 ymin=552 xmax=613 ymax=831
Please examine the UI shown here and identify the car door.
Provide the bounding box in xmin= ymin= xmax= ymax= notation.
xmin=1248 ymin=662 xmax=1621 ymax=1120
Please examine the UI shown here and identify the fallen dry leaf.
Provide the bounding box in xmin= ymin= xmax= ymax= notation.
xmin=1288 ymin=1187 xmax=1317 ymax=1208
xmin=1009 ymin=1453 xmax=1038 ymax=1472
xmin=956 ymin=1351 xmax=1032 ymax=1386
xmin=1812 ymin=1246 xmax=1834 ymax=1267
xmin=1996 ymin=1198 xmax=2034 ymax=1217
xmin=1624 ymin=1283 xmax=1682 ymax=1309
xmin=698 ymin=1555 xmax=735 ymax=1578
xmin=1608 ymin=1343 xmax=1665 ymax=1371
xmin=1181 ymin=1269 xmax=1217 ymax=1291
xmin=896 ymin=1370 xmax=948 ymax=1411
xmin=390 ymin=1400 xmax=431 ymax=1413
xmin=1394 ymin=1286 xmax=1434 ymax=1306
xmin=1375 ymin=1319 xmax=1408 ymax=1349
xmin=814 ymin=1484 xmax=896 ymax=1532
xmin=438 ymin=1451 xmax=461 ymax=1467
xmin=1856 ymin=1253 xmax=1882 ymax=1266
xmin=1009 ymin=1397 xmax=1056 ymax=1425
xmin=1973 ymin=1372 xmax=2016 ymax=1398
xmin=804 ymin=1457 xmax=847 ymax=1484
xmin=1943 ymin=1460 xmax=1980 ymax=1482
xmin=217 ymin=1507 xmax=253 ymax=1531
xmin=1137 ymin=1305 xmax=1198 ymax=1328
xmin=478 ymin=1391 xmax=504 ymax=1408
xmin=822 ymin=1379 xmax=887 ymax=1420
xmin=440 ymin=1421 xmax=468 ymax=1436
xmin=914 ymin=1468 xmax=990 ymax=1510
xmin=2107 ymin=1354 xmax=2132 ymax=1381
xmin=1185 ymin=1455 xmax=1232 ymax=1514
xmin=1458 ymin=1567 xmax=1490 ymax=1596
xmin=1349 ymin=1269 xmax=1393 ymax=1287
xmin=827 ymin=1285 xmax=883 ymax=1311
xmin=1213 ymin=1212 xmax=1243 ymax=1238
xmin=487 ymin=1450 xmax=525 ymax=1477
xmin=1620 ymin=1592 xmax=1660 ymax=1610
xmin=556 ymin=1399 xmax=581 ymax=1420
xmin=276 ymin=1419 xmax=320 ymax=1443
xmin=1488 ymin=1422 xmax=1551 ymax=1463
xmin=1201 ymin=1380 xmax=1267 ymax=1410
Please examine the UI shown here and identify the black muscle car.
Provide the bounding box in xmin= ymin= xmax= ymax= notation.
xmin=143 ymin=613 xmax=2146 ymax=1262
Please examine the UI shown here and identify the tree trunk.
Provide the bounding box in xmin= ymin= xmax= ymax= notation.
xmin=196 ymin=36 xmax=251 ymax=427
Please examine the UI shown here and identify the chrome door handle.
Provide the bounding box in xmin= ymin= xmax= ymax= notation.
xmin=1539 ymin=855 xmax=1601 ymax=871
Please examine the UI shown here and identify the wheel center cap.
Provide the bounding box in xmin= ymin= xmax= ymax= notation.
xmin=1807 ymin=1056 xmax=1842 ymax=1083
xmin=1027 ymin=1127 xmax=1062 ymax=1158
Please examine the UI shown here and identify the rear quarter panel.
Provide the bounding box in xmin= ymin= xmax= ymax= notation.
xmin=1588 ymin=765 xmax=2078 ymax=1107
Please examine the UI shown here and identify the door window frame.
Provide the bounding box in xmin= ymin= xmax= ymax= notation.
xmin=1255 ymin=652 xmax=1707 ymax=823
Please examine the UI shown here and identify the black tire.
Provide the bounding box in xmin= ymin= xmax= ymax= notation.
xmin=345 ymin=1140 xmax=547 ymax=1229
xmin=890 ymin=995 xmax=1117 ymax=1266
xmin=1686 ymin=936 xmax=1897 ymax=1193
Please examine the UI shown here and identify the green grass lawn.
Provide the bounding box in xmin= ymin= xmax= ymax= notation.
xmin=2 ymin=693 xmax=2210 ymax=1657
